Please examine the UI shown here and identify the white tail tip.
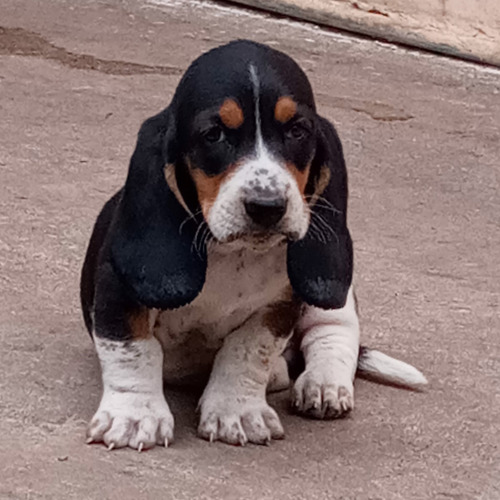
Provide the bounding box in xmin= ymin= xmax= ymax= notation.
xmin=358 ymin=347 xmax=428 ymax=389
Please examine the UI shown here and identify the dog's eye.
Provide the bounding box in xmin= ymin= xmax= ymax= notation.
xmin=286 ymin=123 xmax=308 ymax=141
xmin=203 ymin=126 xmax=225 ymax=144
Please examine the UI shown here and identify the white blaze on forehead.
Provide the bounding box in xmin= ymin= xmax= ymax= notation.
xmin=249 ymin=63 xmax=275 ymax=164
xmin=204 ymin=65 xmax=310 ymax=242
xmin=249 ymin=64 xmax=264 ymax=155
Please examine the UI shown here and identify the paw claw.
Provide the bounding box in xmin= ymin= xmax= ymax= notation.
xmin=292 ymin=369 xmax=354 ymax=420
xmin=198 ymin=396 xmax=284 ymax=446
xmin=309 ymin=401 xmax=321 ymax=414
xmin=87 ymin=394 xmax=174 ymax=451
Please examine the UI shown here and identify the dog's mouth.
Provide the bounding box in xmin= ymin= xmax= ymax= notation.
xmin=216 ymin=227 xmax=300 ymax=247
xmin=243 ymin=232 xmax=284 ymax=245
xmin=249 ymin=226 xmax=303 ymax=243
xmin=214 ymin=232 xmax=285 ymax=253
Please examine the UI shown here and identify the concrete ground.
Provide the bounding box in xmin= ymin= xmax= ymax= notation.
xmin=0 ymin=0 xmax=499 ymax=498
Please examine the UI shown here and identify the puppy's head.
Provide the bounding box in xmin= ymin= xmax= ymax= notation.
xmin=112 ymin=41 xmax=352 ymax=311
xmin=169 ymin=41 xmax=318 ymax=244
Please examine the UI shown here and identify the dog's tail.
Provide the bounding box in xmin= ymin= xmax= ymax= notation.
xmin=356 ymin=345 xmax=428 ymax=389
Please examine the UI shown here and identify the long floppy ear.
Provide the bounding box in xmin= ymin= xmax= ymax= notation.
xmin=287 ymin=116 xmax=353 ymax=309
xmin=110 ymin=107 xmax=206 ymax=310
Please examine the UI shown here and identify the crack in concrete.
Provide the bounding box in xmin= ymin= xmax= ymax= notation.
xmin=320 ymin=94 xmax=414 ymax=122
xmin=0 ymin=26 xmax=182 ymax=76
xmin=349 ymin=102 xmax=414 ymax=121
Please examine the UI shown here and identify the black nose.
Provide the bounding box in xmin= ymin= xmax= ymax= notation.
xmin=244 ymin=198 xmax=287 ymax=228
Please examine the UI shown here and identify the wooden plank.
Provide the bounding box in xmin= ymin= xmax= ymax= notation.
xmin=230 ymin=0 xmax=500 ymax=66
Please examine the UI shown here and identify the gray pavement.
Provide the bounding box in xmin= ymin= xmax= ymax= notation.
xmin=0 ymin=0 xmax=499 ymax=498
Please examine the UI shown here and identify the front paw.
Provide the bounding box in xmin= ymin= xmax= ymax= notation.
xmin=86 ymin=392 xmax=174 ymax=451
xmin=292 ymin=367 xmax=354 ymax=420
xmin=198 ymin=394 xmax=284 ymax=446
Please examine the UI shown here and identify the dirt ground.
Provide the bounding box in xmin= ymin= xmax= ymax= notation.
xmin=0 ymin=0 xmax=499 ymax=498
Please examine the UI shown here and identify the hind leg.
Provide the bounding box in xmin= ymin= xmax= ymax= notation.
xmin=291 ymin=287 xmax=359 ymax=419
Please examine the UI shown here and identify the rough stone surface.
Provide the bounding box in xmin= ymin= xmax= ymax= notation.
xmin=0 ymin=0 xmax=499 ymax=498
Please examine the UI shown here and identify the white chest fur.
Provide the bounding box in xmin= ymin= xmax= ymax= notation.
xmin=153 ymin=238 xmax=289 ymax=384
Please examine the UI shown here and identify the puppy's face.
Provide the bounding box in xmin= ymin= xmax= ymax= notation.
xmin=170 ymin=42 xmax=319 ymax=243
xmin=113 ymin=40 xmax=352 ymax=311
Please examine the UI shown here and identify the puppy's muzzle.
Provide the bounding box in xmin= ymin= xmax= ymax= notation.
xmin=244 ymin=197 xmax=287 ymax=228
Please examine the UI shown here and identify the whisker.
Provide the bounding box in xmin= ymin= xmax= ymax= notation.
xmin=197 ymin=225 xmax=212 ymax=256
xmin=307 ymin=201 xmax=341 ymax=215
xmin=191 ymin=220 xmax=207 ymax=256
xmin=308 ymin=219 xmax=327 ymax=244
xmin=305 ymin=195 xmax=342 ymax=215
xmin=206 ymin=237 xmax=218 ymax=253
xmin=179 ymin=209 xmax=204 ymax=235
xmin=309 ymin=211 xmax=340 ymax=246
xmin=313 ymin=212 xmax=335 ymax=237
xmin=198 ymin=226 xmax=211 ymax=257
xmin=202 ymin=229 xmax=214 ymax=253
xmin=314 ymin=204 xmax=341 ymax=215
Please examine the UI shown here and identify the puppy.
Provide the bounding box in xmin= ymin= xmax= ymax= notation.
xmin=81 ymin=40 xmax=427 ymax=450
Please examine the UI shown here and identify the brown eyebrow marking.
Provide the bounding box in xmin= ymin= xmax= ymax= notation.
xmin=219 ymin=98 xmax=244 ymax=129
xmin=275 ymin=96 xmax=297 ymax=123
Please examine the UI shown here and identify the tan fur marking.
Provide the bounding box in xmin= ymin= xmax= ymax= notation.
xmin=287 ymin=162 xmax=311 ymax=196
xmin=219 ymin=98 xmax=244 ymax=129
xmin=308 ymin=165 xmax=332 ymax=206
xmin=190 ymin=164 xmax=237 ymax=219
xmin=129 ymin=309 xmax=151 ymax=340
xmin=263 ymin=287 xmax=301 ymax=338
xmin=164 ymin=163 xmax=192 ymax=215
xmin=315 ymin=165 xmax=331 ymax=197
xmin=275 ymin=96 xmax=297 ymax=123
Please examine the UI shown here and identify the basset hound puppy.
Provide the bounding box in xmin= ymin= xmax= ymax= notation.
xmin=81 ymin=40 xmax=427 ymax=451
